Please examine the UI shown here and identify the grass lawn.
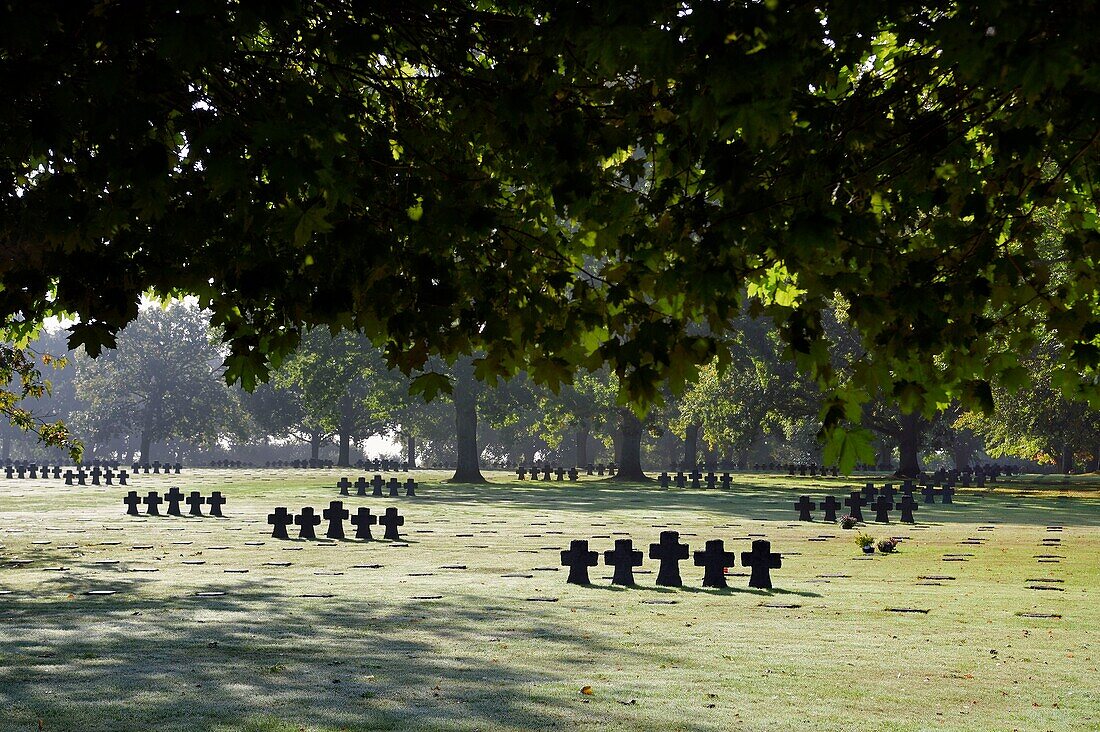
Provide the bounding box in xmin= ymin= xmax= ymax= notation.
xmin=1 ymin=469 xmax=1097 ymax=731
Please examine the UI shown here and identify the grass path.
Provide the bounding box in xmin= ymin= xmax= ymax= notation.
xmin=1 ymin=469 xmax=1097 ymax=731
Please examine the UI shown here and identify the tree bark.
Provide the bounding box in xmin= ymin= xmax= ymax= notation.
xmin=309 ymin=433 xmax=322 ymax=461
xmin=450 ymin=360 xmax=486 ymax=483
xmin=1061 ymin=441 xmax=1073 ymax=474
xmin=407 ymin=435 xmax=417 ymax=468
xmin=611 ymin=409 xmax=648 ymax=481
xmin=896 ymin=412 xmax=924 ymax=477
xmin=684 ymin=423 xmax=700 ymax=470
xmin=575 ymin=424 xmax=589 ymax=467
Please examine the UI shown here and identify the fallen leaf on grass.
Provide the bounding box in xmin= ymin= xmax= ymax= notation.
xmin=580 ymin=686 xmax=593 ymax=695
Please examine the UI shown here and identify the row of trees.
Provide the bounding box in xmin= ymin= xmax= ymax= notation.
xmin=7 ymin=304 xmax=1098 ymax=479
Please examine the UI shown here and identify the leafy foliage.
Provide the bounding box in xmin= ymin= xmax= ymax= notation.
xmin=1 ymin=2 xmax=1098 ymax=467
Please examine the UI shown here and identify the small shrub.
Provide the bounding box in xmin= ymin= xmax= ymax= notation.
xmin=854 ymin=532 xmax=875 ymax=550
xmin=840 ymin=514 xmax=858 ymax=529
xmin=877 ymin=538 xmax=898 ymax=553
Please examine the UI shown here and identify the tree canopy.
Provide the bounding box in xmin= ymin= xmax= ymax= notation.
xmin=2 ymin=1 xmax=1098 ymax=467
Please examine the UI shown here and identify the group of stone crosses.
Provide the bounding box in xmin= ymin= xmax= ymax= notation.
xmin=561 ymin=533 xmax=782 ymax=590
xmin=124 ymin=488 xmax=226 ymax=518
xmin=516 ymin=463 xmax=618 ymax=480
xmin=656 ymin=470 xmax=735 ymax=490
xmin=3 ymin=462 xmax=136 ymax=486
xmin=267 ymin=501 xmax=404 ymax=542
xmin=129 ymin=461 xmax=183 ymax=474
xmin=787 ymin=464 xmax=842 ymax=478
xmin=794 ymin=480 xmax=962 ymax=523
xmin=336 ymin=475 xmax=418 ymax=498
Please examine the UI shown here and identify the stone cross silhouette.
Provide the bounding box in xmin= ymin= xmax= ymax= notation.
xmin=820 ymin=495 xmax=841 ymax=522
xmin=694 ymin=539 xmax=735 ymax=588
xmin=123 ymin=491 xmax=141 ymax=516
xmin=603 ymin=538 xmax=643 ymax=586
xmin=387 ymin=478 xmax=401 ymax=497
xmin=371 ymin=475 xmax=385 ymax=497
xmin=164 ymin=487 xmax=184 ymax=516
xmin=142 ymin=491 xmax=162 ymax=516
xmin=741 ymin=539 xmax=781 ymax=589
xmin=795 ymin=496 xmax=816 ymax=521
xmin=295 ymin=507 xmax=321 ymax=539
xmin=337 ymin=477 xmax=351 ymax=496
xmin=324 ymin=500 xmax=349 ymax=539
xmin=844 ymin=492 xmax=866 ymax=522
xmin=351 ymin=507 xmax=377 ymax=540
xmin=873 ymin=494 xmax=893 ymax=523
xmin=648 ymin=531 xmax=689 ymax=587
xmin=941 ymin=485 xmax=955 ymax=504
xmin=268 ymin=507 xmax=293 ymax=539
xmin=560 ymin=539 xmax=599 ymax=585
xmin=207 ymin=491 xmax=226 ymax=517
xmin=921 ymin=484 xmax=937 ymax=504
xmin=379 ymin=507 xmax=404 ymax=540
xmin=186 ymin=491 xmax=205 ymax=517
xmin=898 ymin=494 xmax=919 ymax=523
xmin=355 ymin=477 xmax=368 ymax=496
xmin=404 ymin=479 xmax=417 ymax=497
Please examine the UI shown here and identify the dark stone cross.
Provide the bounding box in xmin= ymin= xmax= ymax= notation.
xmin=541 ymin=467 xmax=552 ymax=481
xmin=295 ymin=507 xmax=321 ymax=539
xmin=741 ymin=539 xmax=782 ymax=589
xmin=186 ymin=491 xmax=205 ymax=516
xmin=351 ymin=507 xmax=377 ymax=540
xmin=387 ymin=478 xmax=400 ymax=497
xmin=516 ymin=467 xmax=527 ymax=480
xmin=4 ymin=465 xmax=12 ymax=479
xmin=337 ymin=477 xmax=351 ymax=496
xmin=207 ymin=491 xmax=226 ymax=517
xmin=76 ymin=469 xmax=86 ymax=485
xmin=355 ymin=477 xmax=368 ymax=496
xmin=658 ymin=472 xmax=671 ymax=489
xmin=118 ymin=470 xmax=128 ymax=486
xmin=16 ymin=465 xmax=25 ymax=479
xmin=268 ymin=507 xmax=293 ymax=539
xmin=64 ymin=470 xmax=73 ymax=486
xmin=90 ymin=467 xmax=101 ymax=486
xmin=164 ymin=487 xmax=184 ymax=516
xmin=143 ymin=491 xmax=162 ymax=516
xmin=674 ymin=471 xmax=686 ymax=489
xmin=560 ymin=539 xmax=599 ymax=584
xmin=705 ymin=472 xmax=718 ymax=490
xmin=921 ymin=484 xmax=937 ymax=504
xmin=604 ymin=538 xmax=643 ymax=586
xmin=898 ymin=494 xmax=918 ymax=523
xmin=379 ymin=507 xmax=404 ymax=540
xmin=555 ymin=467 xmax=565 ymax=481
xmin=861 ymin=483 xmax=878 ymax=504
xmin=689 ymin=471 xmax=702 ymax=490
xmin=323 ymin=500 xmax=349 ymax=539
xmin=720 ymin=473 xmax=732 ymax=490
xmin=123 ymin=491 xmax=141 ymax=516
xmin=821 ymin=495 xmax=841 ymax=522
xmin=873 ymin=494 xmax=893 ymax=523
xmin=104 ymin=468 xmax=114 ymax=485
xmin=844 ymin=492 xmax=866 ymax=522
xmin=795 ymin=495 xmax=816 ymax=521
xmin=880 ymin=484 xmax=897 ymax=504
xmin=694 ymin=539 xmax=736 ymax=589
xmin=649 ymin=531 xmax=689 ymax=587
xmin=28 ymin=464 xmax=38 ymax=479
xmin=404 ymin=479 xmax=417 ymax=497
xmin=568 ymin=467 xmax=579 ymax=481
xmin=941 ymin=485 xmax=955 ymax=504
xmin=371 ymin=474 xmax=385 ymax=497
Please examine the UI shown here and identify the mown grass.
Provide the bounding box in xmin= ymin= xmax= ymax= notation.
xmin=0 ymin=468 xmax=1097 ymax=731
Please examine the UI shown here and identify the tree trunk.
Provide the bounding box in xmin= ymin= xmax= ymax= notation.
xmin=876 ymin=441 xmax=893 ymax=471
xmin=684 ymin=423 xmax=700 ymax=470
xmin=575 ymin=424 xmax=589 ymax=467
xmin=612 ymin=409 xmax=648 ymax=481
xmin=450 ymin=360 xmax=486 ymax=483
xmin=1061 ymin=441 xmax=1073 ymax=474
xmin=407 ymin=435 xmax=417 ymax=468
xmin=309 ymin=433 xmax=322 ymax=461
xmin=139 ymin=392 xmax=159 ymax=464
xmin=337 ymin=432 xmax=351 ymax=467
xmin=896 ymin=412 xmax=924 ymax=477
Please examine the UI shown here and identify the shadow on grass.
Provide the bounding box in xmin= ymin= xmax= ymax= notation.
xmin=0 ymin=572 xmax=718 ymax=732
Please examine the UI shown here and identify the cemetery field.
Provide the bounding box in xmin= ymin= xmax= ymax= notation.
xmin=1 ymin=470 xmax=1098 ymax=732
